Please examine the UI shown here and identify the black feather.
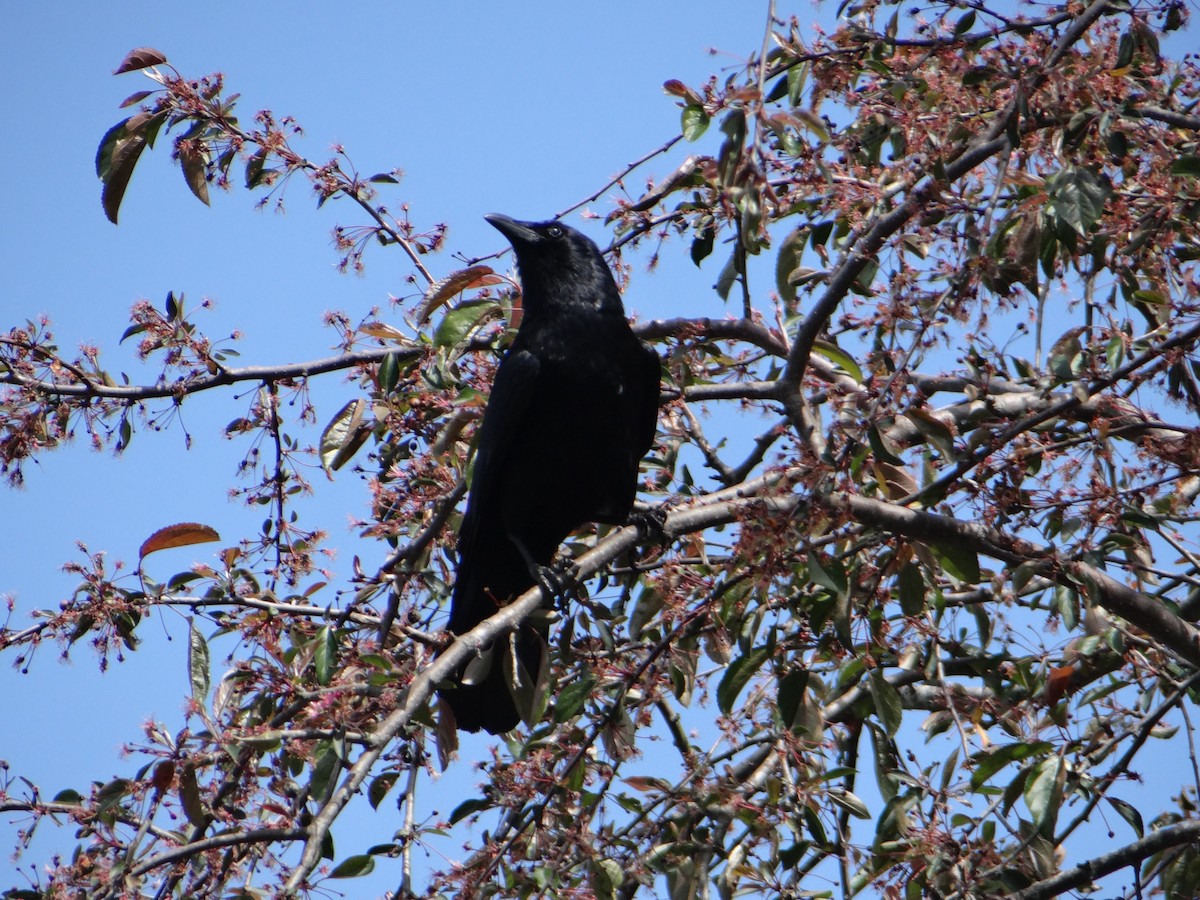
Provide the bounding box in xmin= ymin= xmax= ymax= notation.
xmin=441 ymin=214 xmax=661 ymax=734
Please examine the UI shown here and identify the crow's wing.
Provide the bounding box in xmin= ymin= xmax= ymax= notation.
xmin=448 ymin=346 xmax=540 ymax=633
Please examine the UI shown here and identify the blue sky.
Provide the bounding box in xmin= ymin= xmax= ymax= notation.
xmin=0 ymin=2 xmax=773 ymax=893
xmin=5 ymin=3 xmax=1195 ymax=897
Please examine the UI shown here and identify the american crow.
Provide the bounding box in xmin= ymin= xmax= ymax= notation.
xmin=442 ymin=214 xmax=661 ymax=734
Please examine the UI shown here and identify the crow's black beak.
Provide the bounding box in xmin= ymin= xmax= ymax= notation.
xmin=485 ymin=213 xmax=540 ymax=246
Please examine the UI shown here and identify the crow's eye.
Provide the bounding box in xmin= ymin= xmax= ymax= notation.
xmin=545 ymin=224 xmax=564 ymax=239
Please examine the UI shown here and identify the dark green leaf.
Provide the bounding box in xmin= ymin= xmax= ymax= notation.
xmin=777 ymin=668 xmax=808 ymax=730
xmin=309 ymin=742 xmax=340 ymax=801
xmin=449 ymin=796 xmax=491 ymax=824
xmin=717 ymin=645 xmax=771 ymax=715
xmin=869 ymin=670 xmax=903 ymax=737
xmin=329 ymin=855 xmax=375 ymax=879
xmin=1170 ymin=155 xmax=1200 ymax=178
xmin=245 ymin=147 xmax=269 ymax=188
xmin=690 ymin=225 xmax=715 ymax=267
xmin=808 ymin=552 xmax=848 ymax=597
xmin=378 ymin=352 xmax=401 ymax=394
xmin=934 ymin=541 xmax=980 ymax=584
xmin=898 ymin=562 xmax=925 ymax=616
xmin=368 ymin=772 xmax=399 ymax=810
xmin=553 ymin=675 xmax=595 ymax=722
xmin=1106 ymin=796 xmax=1143 ymax=838
xmin=970 ymin=741 xmax=1053 ymax=790
xmin=1047 ymin=166 xmax=1111 ymax=236
xmin=314 ymin=626 xmax=337 ymax=686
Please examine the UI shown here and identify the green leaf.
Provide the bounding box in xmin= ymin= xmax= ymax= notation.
xmin=1170 ymin=155 xmax=1200 ymax=178
xmin=954 ymin=9 xmax=976 ymax=35
xmin=592 ymin=858 xmax=625 ymax=900
xmin=933 ymin=541 xmax=980 ymax=584
xmin=812 ymin=340 xmax=864 ymax=382
xmin=378 ymin=351 xmax=401 ymax=394
xmin=777 ymin=668 xmax=808 ymax=731
xmin=714 ymin=249 xmax=741 ymax=300
xmin=434 ymin=300 xmax=496 ymax=349
xmin=717 ymin=645 xmax=771 ymax=715
xmin=828 ymin=789 xmax=871 ymax=819
xmin=681 ymin=105 xmax=710 ymax=141
xmin=188 ymin=619 xmax=210 ymax=702
xmin=553 ymin=675 xmax=595 ymax=722
xmin=690 ymin=225 xmax=715 ymax=267
xmin=329 ymin=855 xmax=375 ymax=879
xmin=786 ymin=62 xmax=808 ymax=106
xmin=898 ymin=562 xmax=925 ymax=616
xmin=245 ymin=147 xmax=269 ymax=188
xmin=314 ymin=626 xmax=337 ymax=686
xmin=1047 ymin=166 xmax=1111 ymax=236
xmin=1024 ymin=755 xmax=1064 ymax=836
xmin=449 ymin=796 xmax=491 ymax=824
xmin=808 ymin=552 xmax=848 ymax=597
xmin=1106 ymin=796 xmax=1143 ymax=838
xmin=309 ymin=742 xmax=340 ymax=801
xmin=96 ymin=118 xmax=149 ymax=224
xmin=869 ymin=670 xmax=903 ymax=737
xmin=320 ymin=398 xmax=370 ymax=475
xmin=970 ymin=741 xmax=1053 ymax=790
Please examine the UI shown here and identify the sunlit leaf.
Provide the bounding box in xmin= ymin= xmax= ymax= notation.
xmin=681 ymin=105 xmax=710 ymax=142
xmin=114 ymin=47 xmax=167 ymax=74
xmin=433 ymin=300 xmax=500 ymax=349
xmin=188 ymin=619 xmax=210 ymax=702
xmin=139 ymin=523 xmax=221 ymax=560
xmin=320 ymin=398 xmax=369 ymax=475
xmin=413 ymin=265 xmax=501 ymax=325
xmin=1024 ymin=756 xmax=1064 ymax=836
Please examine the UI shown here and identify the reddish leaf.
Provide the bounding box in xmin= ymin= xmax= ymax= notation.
xmin=119 ymin=89 xmax=155 ymax=109
xmin=139 ymin=523 xmax=221 ymax=560
xmin=151 ymin=760 xmax=175 ymax=794
xmin=96 ymin=119 xmax=149 ymax=225
xmin=114 ymin=47 xmax=167 ymax=75
xmin=1045 ymin=665 xmax=1076 ymax=706
xmin=412 ymin=265 xmax=502 ymax=324
xmin=178 ymin=142 xmax=211 ymax=206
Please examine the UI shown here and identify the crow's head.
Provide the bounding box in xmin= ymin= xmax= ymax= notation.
xmin=485 ymin=214 xmax=623 ymax=315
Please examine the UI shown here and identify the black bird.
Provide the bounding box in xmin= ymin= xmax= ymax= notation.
xmin=442 ymin=214 xmax=661 ymax=734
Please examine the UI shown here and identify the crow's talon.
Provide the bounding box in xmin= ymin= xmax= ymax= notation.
xmin=628 ymin=506 xmax=669 ymax=544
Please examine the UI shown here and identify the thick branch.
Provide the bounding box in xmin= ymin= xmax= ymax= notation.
xmin=1008 ymin=820 xmax=1200 ymax=900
